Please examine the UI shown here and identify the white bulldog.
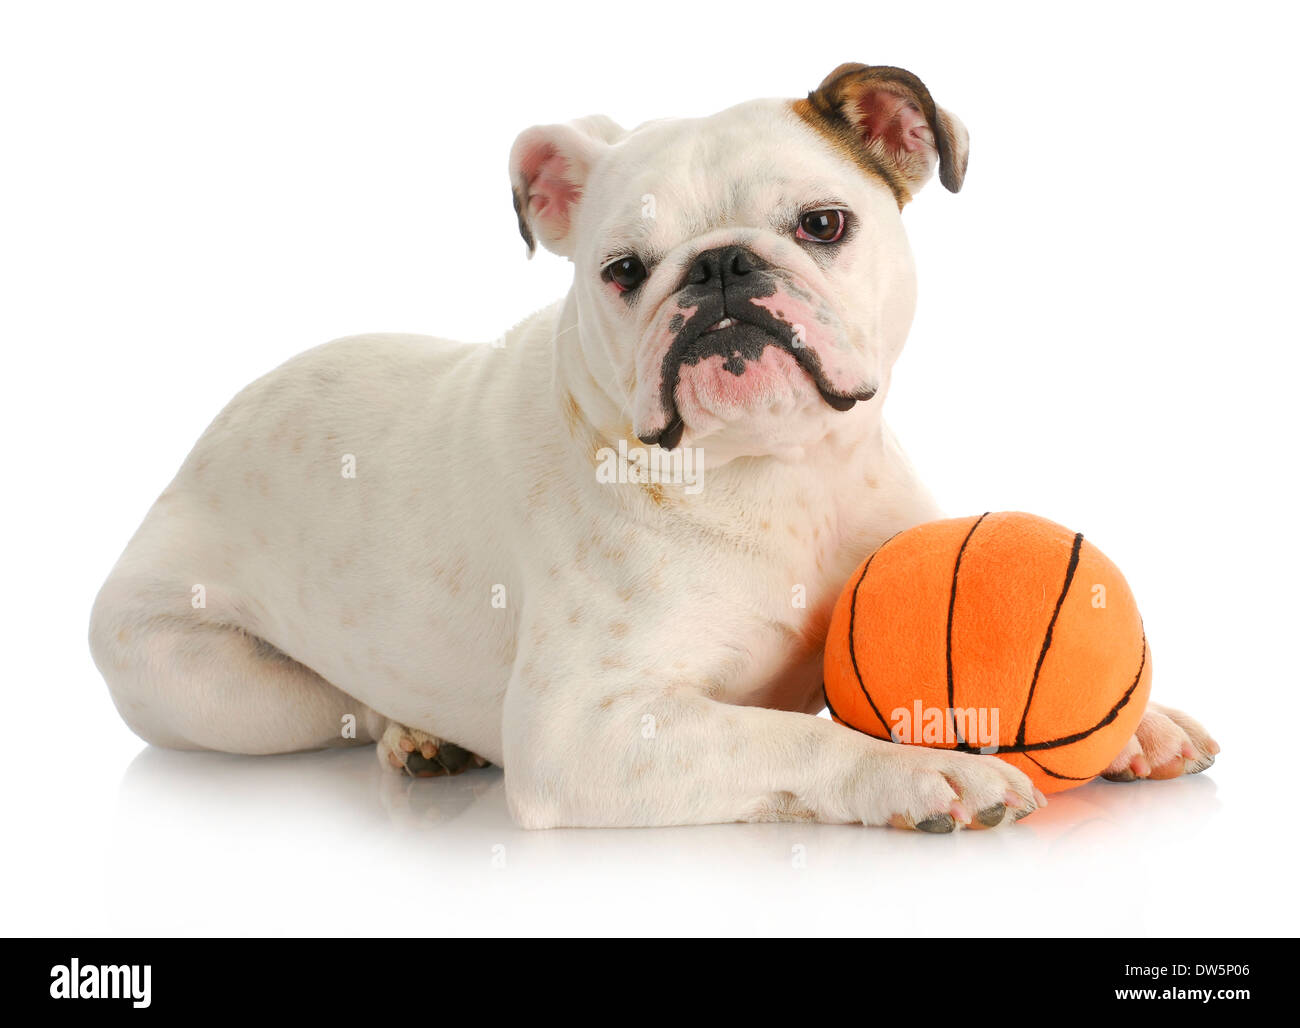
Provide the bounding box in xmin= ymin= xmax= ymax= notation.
xmin=90 ymin=63 xmax=1218 ymax=831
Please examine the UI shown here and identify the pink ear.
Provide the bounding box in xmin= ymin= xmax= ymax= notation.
xmin=514 ymin=136 xmax=584 ymax=253
xmin=509 ymin=123 xmax=605 ymax=258
xmin=851 ymin=89 xmax=937 ymax=160
xmin=509 ymin=117 xmax=626 ymax=256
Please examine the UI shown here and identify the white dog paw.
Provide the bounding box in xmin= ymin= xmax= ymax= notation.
xmin=1101 ymin=703 xmax=1219 ymax=782
xmin=377 ymin=720 xmax=490 ymax=778
xmin=878 ymin=747 xmax=1045 ymax=833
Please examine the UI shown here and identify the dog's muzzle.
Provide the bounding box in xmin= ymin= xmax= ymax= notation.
xmin=637 ymin=245 xmax=875 ymax=449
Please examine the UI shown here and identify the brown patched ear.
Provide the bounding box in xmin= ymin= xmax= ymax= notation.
xmin=796 ymin=63 xmax=969 ymax=205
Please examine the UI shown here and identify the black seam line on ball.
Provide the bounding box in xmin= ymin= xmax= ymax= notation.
xmin=822 ymin=682 xmax=847 ymax=725
xmin=847 ymin=530 xmax=905 ymax=738
xmin=945 ymin=512 xmax=990 ymax=750
xmin=823 ymin=682 xmax=891 ymax=740
xmin=955 ymin=631 xmax=1148 ymax=754
xmin=1021 ymin=752 xmax=1094 ymax=781
xmin=822 ymin=680 xmax=836 ymax=719
xmin=1014 ymin=531 xmax=1084 ymax=748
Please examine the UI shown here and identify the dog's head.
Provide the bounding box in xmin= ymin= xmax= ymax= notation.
xmin=510 ymin=63 xmax=968 ymax=461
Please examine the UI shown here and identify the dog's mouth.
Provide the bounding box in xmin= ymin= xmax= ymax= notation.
xmin=638 ymin=305 xmax=874 ymax=450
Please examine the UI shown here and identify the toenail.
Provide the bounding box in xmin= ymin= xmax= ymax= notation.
xmin=405 ymin=751 xmax=443 ymax=776
xmin=916 ymin=813 xmax=956 ymax=834
xmin=436 ymin=742 xmax=472 ymax=774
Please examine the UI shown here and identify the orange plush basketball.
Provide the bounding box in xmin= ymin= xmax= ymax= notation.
xmin=823 ymin=512 xmax=1151 ymax=793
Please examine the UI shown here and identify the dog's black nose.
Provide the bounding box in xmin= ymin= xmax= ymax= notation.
xmin=685 ymin=245 xmax=760 ymax=288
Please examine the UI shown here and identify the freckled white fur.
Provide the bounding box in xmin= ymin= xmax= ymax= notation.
xmin=91 ymin=94 xmax=1087 ymax=829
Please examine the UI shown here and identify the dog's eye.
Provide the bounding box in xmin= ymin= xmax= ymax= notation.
xmin=796 ymin=209 xmax=847 ymax=243
xmin=604 ymin=256 xmax=648 ymax=292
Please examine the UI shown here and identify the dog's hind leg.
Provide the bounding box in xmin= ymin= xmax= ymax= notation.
xmin=90 ymin=576 xmax=381 ymax=754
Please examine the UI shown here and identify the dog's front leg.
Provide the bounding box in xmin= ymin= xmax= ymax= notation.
xmin=502 ymin=644 xmax=1042 ymax=831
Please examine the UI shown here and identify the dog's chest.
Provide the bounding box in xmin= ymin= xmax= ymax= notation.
xmin=675 ymin=480 xmax=873 ymax=714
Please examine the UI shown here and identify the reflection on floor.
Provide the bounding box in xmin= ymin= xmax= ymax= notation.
xmin=101 ymin=744 xmax=1226 ymax=936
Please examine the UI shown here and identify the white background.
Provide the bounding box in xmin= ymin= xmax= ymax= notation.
xmin=2 ymin=0 xmax=1297 ymax=936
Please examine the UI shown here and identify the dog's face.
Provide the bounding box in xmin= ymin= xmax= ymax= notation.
xmin=510 ymin=64 xmax=969 ymax=461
